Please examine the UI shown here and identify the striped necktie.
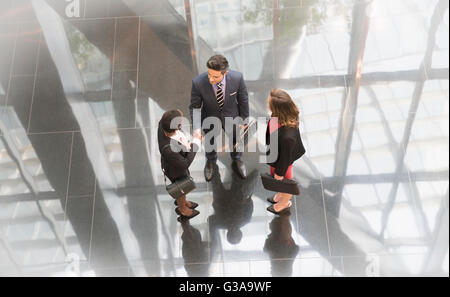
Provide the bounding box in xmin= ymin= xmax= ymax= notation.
xmin=216 ymin=83 xmax=224 ymax=109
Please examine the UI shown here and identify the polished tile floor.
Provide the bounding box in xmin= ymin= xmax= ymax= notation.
xmin=0 ymin=0 xmax=448 ymax=277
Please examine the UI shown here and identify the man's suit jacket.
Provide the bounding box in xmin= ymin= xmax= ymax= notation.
xmin=189 ymin=70 xmax=249 ymax=129
xmin=158 ymin=121 xmax=199 ymax=182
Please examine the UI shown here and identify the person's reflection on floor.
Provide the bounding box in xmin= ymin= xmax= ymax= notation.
xmin=264 ymin=212 xmax=300 ymax=277
xmin=208 ymin=166 xmax=258 ymax=245
xmin=180 ymin=220 xmax=209 ymax=277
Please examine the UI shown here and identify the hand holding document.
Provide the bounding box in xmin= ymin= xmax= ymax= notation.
xmin=234 ymin=119 xmax=257 ymax=151
xmin=193 ymin=129 xmax=204 ymax=142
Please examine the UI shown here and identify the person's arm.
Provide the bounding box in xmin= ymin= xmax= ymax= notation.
xmin=162 ymin=132 xmax=202 ymax=170
xmin=162 ymin=145 xmax=197 ymax=170
xmin=273 ymin=137 xmax=296 ymax=178
xmin=237 ymin=74 xmax=249 ymax=125
xmin=190 ymin=80 xmax=203 ymax=132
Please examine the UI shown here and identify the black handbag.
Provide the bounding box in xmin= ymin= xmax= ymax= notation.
xmin=165 ymin=175 xmax=196 ymax=199
xmin=161 ymin=144 xmax=196 ymax=199
xmin=261 ymin=173 xmax=300 ymax=195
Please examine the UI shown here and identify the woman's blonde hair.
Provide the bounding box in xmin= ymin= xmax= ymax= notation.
xmin=269 ymin=89 xmax=299 ymax=128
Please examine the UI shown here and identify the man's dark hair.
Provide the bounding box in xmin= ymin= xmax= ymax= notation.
xmin=161 ymin=110 xmax=182 ymax=134
xmin=207 ymin=55 xmax=229 ymax=73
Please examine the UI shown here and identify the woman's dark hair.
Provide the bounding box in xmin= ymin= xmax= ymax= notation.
xmin=161 ymin=109 xmax=183 ymax=134
xmin=207 ymin=55 xmax=229 ymax=73
xmin=269 ymin=89 xmax=300 ymax=128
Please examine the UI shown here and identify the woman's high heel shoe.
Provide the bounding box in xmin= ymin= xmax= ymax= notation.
xmin=175 ymin=208 xmax=200 ymax=221
xmin=174 ymin=200 xmax=199 ymax=209
xmin=267 ymin=195 xmax=279 ymax=204
xmin=267 ymin=201 xmax=292 ymax=215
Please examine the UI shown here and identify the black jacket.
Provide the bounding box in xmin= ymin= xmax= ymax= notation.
xmin=158 ymin=122 xmax=199 ymax=182
xmin=266 ymin=122 xmax=306 ymax=177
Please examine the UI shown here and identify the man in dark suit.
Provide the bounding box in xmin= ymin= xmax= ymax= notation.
xmin=190 ymin=55 xmax=249 ymax=181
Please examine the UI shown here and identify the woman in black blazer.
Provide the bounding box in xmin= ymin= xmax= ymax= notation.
xmin=158 ymin=110 xmax=203 ymax=220
xmin=266 ymin=89 xmax=306 ymax=214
